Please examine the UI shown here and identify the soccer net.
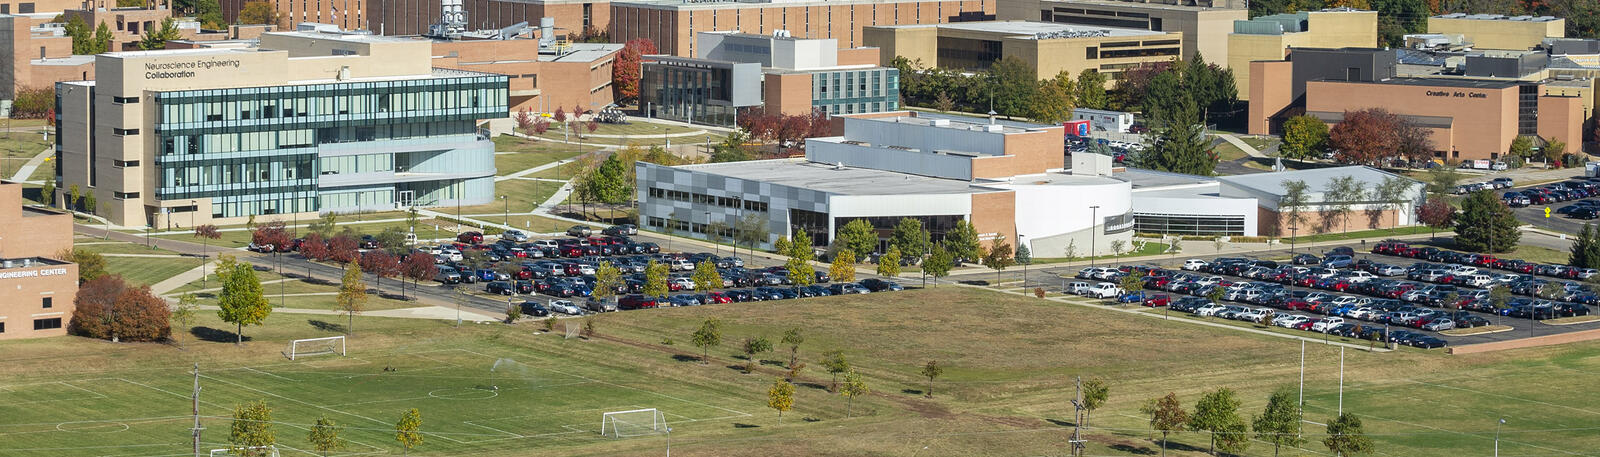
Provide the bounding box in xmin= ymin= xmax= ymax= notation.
xmin=601 ymin=408 xmax=667 ymax=438
xmin=284 ymin=336 xmax=346 ymax=360
xmin=210 ymin=445 xmax=279 ymax=457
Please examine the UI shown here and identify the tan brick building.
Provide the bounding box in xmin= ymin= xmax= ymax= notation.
xmin=864 ymin=20 xmax=1181 ymax=84
xmin=1428 ymin=13 xmax=1564 ymax=51
xmin=431 ymin=36 xmax=620 ymax=114
xmin=1003 ymin=0 xmax=1245 ymax=64
xmin=610 ymin=0 xmax=994 ymax=58
xmin=0 ymin=182 xmax=78 ymax=341
xmin=1227 ymin=8 xmax=1377 ymax=100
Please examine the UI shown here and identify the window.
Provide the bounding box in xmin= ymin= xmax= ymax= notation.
xmin=113 ymin=96 xmax=140 ymax=104
xmin=0 ymin=322 xmax=5 ymax=333
xmin=19 ymin=2 xmax=33 ymax=13
xmin=42 ymin=297 xmax=52 ymax=309
xmin=114 ymin=191 xmax=140 ymax=199
xmin=113 ymin=159 xmax=140 ymax=167
xmin=113 ymin=128 xmax=140 ymax=136
xmin=1 ymin=5 xmax=9 ymax=13
xmin=33 ymin=318 xmax=62 ymax=330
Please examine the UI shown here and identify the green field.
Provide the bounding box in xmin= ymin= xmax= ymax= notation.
xmin=492 ymin=136 xmax=585 ymax=174
xmin=454 ymin=178 xmax=560 ymax=217
xmin=105 ymin=255 xmax=199 ymax=287
xmin=8 ymin=286 xmax=1600 ymax=456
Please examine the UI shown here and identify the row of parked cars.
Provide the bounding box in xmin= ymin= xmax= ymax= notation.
xmin=510 ymin=279 xmax=904 ymax=315
xmin=1166 ymin=297 xmax=1449 ymax=348
xmin=1501 ymin=178 xmax=1599 ymax=208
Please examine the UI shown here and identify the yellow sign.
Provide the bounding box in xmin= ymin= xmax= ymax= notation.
xmin=1545 ymin=207 xmax=1552 ymax=218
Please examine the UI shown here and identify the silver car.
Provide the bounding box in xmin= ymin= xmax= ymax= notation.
xmin=548 ymin=299 xmax=583 ymax=315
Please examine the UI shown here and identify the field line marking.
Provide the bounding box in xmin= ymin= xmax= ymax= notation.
xmin=447 ymin=348 xmax=754 ymax=418
xmin=199 ymin=374 xmax=391 ymax=426
xmin=241 ymin=367 xmax=298 ymax=382
xmin=1301 ymin=404 xmax=1586 ymax=457
xmin=1401 ymin=379 xmax=1600 ymax=416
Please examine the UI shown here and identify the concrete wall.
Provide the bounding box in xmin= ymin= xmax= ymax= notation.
xmin=808 ymin=140 xmax=976 ymax=180
xmin=1001 ymin=178 xmax=1131 ymax=255
xmin=1305 ymin=80 xmax=1519 ymax=161
xmin=614 ymin=0 xmax=995 ymax=58
xmin=842 ymin=116 xmax=1008 ymax=155
xmin=1539 ymin=95 xmax=1585 ymax=150
xmin=1427 ymin=17 xmax=1564 ymax=51
xmin=1229 ymin=10 xmax=1378 ymax=100
xmin=1248 ymin=60 xmax=1294 ymax=135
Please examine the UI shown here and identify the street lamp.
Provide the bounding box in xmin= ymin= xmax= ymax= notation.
xmin=1494 ymin=418 xmax=1505 ymax=457
xmin=1018 ymin=234 xmax=1027 ymax=287
xmin=501 ymin=195 xmax=509 ymax=227
xmin=1089 ymin=206 xmax=1100 ymax=268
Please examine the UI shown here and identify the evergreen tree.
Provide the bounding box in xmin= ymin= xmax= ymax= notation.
xmin=1454 ymin=190 xmax=1520 ymax=253
xmin=943 ymin=220 xmax=982 ymax=263
xmin=1572 ymin=224 xmax=1600 ymax=269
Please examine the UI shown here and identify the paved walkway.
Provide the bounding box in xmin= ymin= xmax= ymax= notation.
xmin=1215 ymin=133 xmax=1268 ymax=159
xmin=193 ymin=304 xmax=500 ymax=322
xmin=581 ymin=129 xmax=709 ymax=139
xmin=10 ymin=146 xmax=51 ymax=183
xmin=496 ymin=159 xmax=572 ymax=182
xmin=150 ymin=260 xmax=215 ymax=296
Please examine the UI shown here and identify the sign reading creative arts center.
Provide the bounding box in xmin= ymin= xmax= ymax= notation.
xmin=1425 ymin=89 xmax=1488 ymax=99
xmin=0 ymin=267 xmax=69 ymax=280
xmin=144 ymin=58 xmax=243 ymax=80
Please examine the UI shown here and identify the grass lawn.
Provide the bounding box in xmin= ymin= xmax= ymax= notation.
xmin=74 ymin=240 xmax=180 ymax=256
xmin=11 ymin=286 xmax=1600 ymax=456
xmin=105 ymin=255 xmax=198 ymax=287
xmin=492 ymin=136 xmax=585 ymax=173
xmin=185 ymin=277 xmax=424 ymax=311
xmin=527 ymin=122 xmax=721 ymax=146
xmin=153 ymin=218 xmax=462 ymax=249
xmin=1212 ymin=141 xmax=1249 ymax=162
xmin=0 ymin=130 xmax=50 ymax=160
xmin=1494 ymin=244 xmax=1570 ymax=265
xmin=454 ymin=178 xmax=560 ymax=217
xmin=1239 ymin=136 xmax=1278 ymax=151
xmin=1286 ymin=225 xmax=1437 ymax=244
xmin=1029 ymin=241 xmax=1171 ymax=264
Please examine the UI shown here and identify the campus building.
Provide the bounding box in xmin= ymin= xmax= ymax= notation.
xmin=0 ymin=182 xmax=78 ymax=341
xmin=610 ymin=0 xmax=996 ymax=58
xmin=1248 ymin=47 xmax=1592 ymax=160
xmin=1217 ymin=166 xmax=1423 ymax=237
xmin=636 ymin=111 xmax=1268 ymax=256
xmin=1428 ymin=13 xmax=1564 ymax=51
xmin=54 ymin=30 xmax=508 ymax=228
xmin=1003 ymin=0 xmax=1245 ymax=64
xmin=863 ymin=20 xmax=1182 ymax=83
xmin=429 ymin=18 xmax=621 ymax=114
xmin=222 ymin=0 xmax=368 ymax=32
xmin=1227 ymin=8 xmax=1377 ymax=100
xmin=639 ymin=31 xmax=900 ymax=124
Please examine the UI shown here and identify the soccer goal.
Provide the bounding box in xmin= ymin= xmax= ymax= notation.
xmin=210 ymin=445 xmax=279 ymax=457
xmin=601 ymin=408 xmax=667 ymax=437
xmin=283 ymin=336 xmax=346 ymax=360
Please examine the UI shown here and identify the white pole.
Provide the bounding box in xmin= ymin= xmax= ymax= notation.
xmin=1338 ymin=347 xmax=1345 ymax=416
xmin=1299 ymin=340 xmax=1305 ymax=410
xmin=666 ymin=426 xmax=673 ymax=457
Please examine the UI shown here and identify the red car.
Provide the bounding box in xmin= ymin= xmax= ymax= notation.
xmin=1142 ymin=294 xmax=1172 ymax=307
xmin=457 ymin=231 xmax=484 ymax=244
xmin=705 ymin=292 xmax=733 ymax=304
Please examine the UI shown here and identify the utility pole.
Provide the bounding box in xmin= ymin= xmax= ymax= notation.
xmin=192 ymin=363 xmax=203 ymax=457
xmin=1069 ymin=376 xmax=1086 ymax=457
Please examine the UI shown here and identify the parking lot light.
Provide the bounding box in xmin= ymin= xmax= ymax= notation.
xmin=1495 ymin=418 xmax=1505 ymax=457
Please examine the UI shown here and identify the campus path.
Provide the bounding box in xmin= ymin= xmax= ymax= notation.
xmin=1215 ymin=133 xmax=1268 ymax=159
xmin=495 ymin=158 xmax=572 ymax=181
xmin=10 ymin=146 xmax=52 ymax=183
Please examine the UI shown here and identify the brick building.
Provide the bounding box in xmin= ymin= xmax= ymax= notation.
xmin=0 ymin=182 xmax=78 ymax=340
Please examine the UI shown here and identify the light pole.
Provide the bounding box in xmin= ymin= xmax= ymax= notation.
xmin=501 ymin=195 xmax=509 ymax=227
xmin=1494 ymin=418 xmax=1505 ymax=457
xmin=1018 ymin=234 xmax=1027 ymax=287
xmin=1088 ymin=206 xmax=1100 ymax=268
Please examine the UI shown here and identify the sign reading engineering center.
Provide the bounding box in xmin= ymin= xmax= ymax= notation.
xmin=0 ymin=267 xmax=70 ymax=280
xmin=145 ymin=58 xmax=244 ymax=80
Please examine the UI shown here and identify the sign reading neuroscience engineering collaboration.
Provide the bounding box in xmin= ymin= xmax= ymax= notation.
xmin=144 ymin=58 xmax=243 ymax=80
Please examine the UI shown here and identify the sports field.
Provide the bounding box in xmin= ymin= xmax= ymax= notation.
xmin=5 ymin=286 xmax=1600 ymax=456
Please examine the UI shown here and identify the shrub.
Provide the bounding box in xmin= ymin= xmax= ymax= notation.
xmin=70 ymin=275 xmax=171 ymax=342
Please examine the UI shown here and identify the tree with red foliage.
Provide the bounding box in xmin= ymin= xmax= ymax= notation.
xmin=327 ymin=234 xmax=359 ymax=265
xmin=399 ymin=252 xmax=438 ymax=300
xmin=46 ymin=108 xmax=56 ymax=127
xmin=1114 ymin=62 xmax=1171 ymax=110
xmin=612 ymin=38 xmax=658 ymax=103
xmin=1329 ymin=108 xmax=1402 ymax=166
xmin=587 ymin=119 xmax=599 ymax=134
xmin=1416 ymin=197 xmax=1457 ymax=241
xmin=70 ymin=276 xmax=170 ymax=342
xmin=359 ymin=250 xmax=400 ymax=290
xmin=533 ymin=118 xmax=550 ymax=135
xmin=514 ymin=108 xmax=535 ymax=132
xmin=251 ymin=221 xmax=290 ymax=252
xmin=301 ymin=232 xmax=328 ymax=261
xmin=806 ymin=108 xmax=832 ymax=138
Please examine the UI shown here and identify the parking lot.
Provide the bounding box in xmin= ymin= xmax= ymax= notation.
xmin=1498 ymin=173 xmax=1600 ymax=235
xmin=951 ymin=239 xmax=1600 ymax=349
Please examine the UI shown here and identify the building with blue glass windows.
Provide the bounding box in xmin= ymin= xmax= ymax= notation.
xmin=54 ymin=29 xmax=508 ymax=228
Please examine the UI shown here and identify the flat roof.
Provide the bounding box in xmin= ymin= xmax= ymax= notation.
xmin=1041 ymin=0 xmax=1245 ymax=13
xmin=1311 ymin=77 xmax=1522 ymax=89
xmin=676 ymin=159 xmax=999 ymax=196
xmin=31 ymin=55 xmax=95 ymax=66
xmin=614 ymin=0 xmax=972 ymax=9
xmin=1115 ymin=167 xmax=1217 ymax=189
xmin=877 ymin=20 xmax=1168 ymax=39
xmin=1218 ymin=166 xmax=1416 ymax=195
xmin=1432 ymin=13 xmax=1561 ymax=22
xmin=865 ymin=115 xmax=1036 ymax=134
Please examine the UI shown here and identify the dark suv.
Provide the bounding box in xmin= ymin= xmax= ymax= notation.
xmin=617 ymin=294 xmax=660 ymax=310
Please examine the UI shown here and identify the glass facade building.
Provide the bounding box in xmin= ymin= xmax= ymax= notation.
xmin=811 ymin=68 xmax=899 ymax=115
xmin=151 ymin=71 xmax=508 ymax=219
xmin=640 ymin=57 xmax=761 ymax=127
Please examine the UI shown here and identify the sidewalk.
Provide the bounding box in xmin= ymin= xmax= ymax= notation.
xmin=1214 ymin=133 xmax=1268 ymax=159
xmin=496 ymin=159 xmax=572 ymax=182
xmin=10 ymin=146 xmax=51 ymax=183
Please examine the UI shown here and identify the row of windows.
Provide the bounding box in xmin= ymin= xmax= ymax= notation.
xmin=163 ymin=159 xmax=313 ymax=189
xmin=1133 ymin=214 xmax=1246 ymax=236
xmin=646 ymin=187 xmax=768 ymax=212
xmin=154 ymin=77 xmax=508 ymax=133
xmin=644 ymin=216 xmax=739 ymax=238
xmin=320 ymin=153 xmax=394 ymax=175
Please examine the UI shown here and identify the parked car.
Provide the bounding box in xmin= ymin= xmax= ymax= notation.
xmin=1088 ymin=282 xmax=1124 ymax=299
xmin=485 ymin=281 xmax=515 ymax=295
xmin=518 ymin=301 xmax=550 ymax=317
xmin=502 ymin=230 xmax=531 ymax=242
xmin=1182 ymin=259 xmax=1209 ymax=271
xmin=457 ymin=231 xmax=484 ymax=244
xmin=566 ymin=225 xmax=594 ymax=237
xmin=859 ymin=278 xmax=904 ymax=292
xmin=548 ymin=299 xmax=583 ymax=315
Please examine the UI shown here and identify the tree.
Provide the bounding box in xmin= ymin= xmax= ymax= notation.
xmin=1545 ymin=136 xmax=1569 ymax=167
xmin=1145 ymin=393 xmax=1188 ymax=457
xmin=1121 ymin=270 xmax=1146 ymax=302
xmin=593 ymin=262 xmax=623 ymax=302
xmin=692 ymin=260 xmax=723 ymax=292
xmin=876 ymin=246 xmax=902 ymax=278
xmin=1253 ymin=389 xmax=1305 ymax=457
xmin=58 ymin=248 xmax=107 ymax=284
xmin=1082 ymin=378 xmax=1109 ymax=430
xmin=196 ymin=0 xmax=224 ymax=29
xmin=612 ymin=38 xmax=658 ymax=103
xmin=230 ymin=400 xmax=275 ymax=456
xmin=924 ymin=243 xmax=953 ymax=287
xmin=838 ymin=218 xmax=878 ymax=260
xmin=1370 ymin=176 xmax=1414 ymax=232
xmin=1189 ymin=387 xmax=1247 ymax=455
xmin=399 ymin=252 xmax=437 ymax=300
xmin=375 ymin=226 xmax=408 ymax=255
xmin=1323 ymin=412 xmax=1374 ymax=456
xmin=1323 ymin=176 xmax=1367 ymax=233
xmin=780 ymin=328 xmax=805 ymax=370
xmin=831 ymin=250 xmax=857 ymax=283
xmin=307 ymin=416 xmax=344 ymax=457
xmin=67 ymin=184 xmax=81 ymax=211
xmin=84 ymin=191 xmax=97 ymax=214
xmin=934 ymin=91 xmax=956 ymax=112
xmin=217 ymin=256 xmax=271 ymax=344
xmin=238 ymin=1 xmax=281 ymax=25
xmin=327 ymin=234 xmax=359 ymax=265
xmin=1142 ymin=73 xmax=1214 ymax=176
xmin=1015 ymin=242 xmax=1032 ymax=266
xmin=710 ymin=130 xmax=757 ymax=163
xmin=981 ymin=236 xmax=1015 ymax=284
xmin=919 ymin=360 xmax=944 ymax=398
xmin=1574 ymin=224 xmax=1600 ymax=269
xmin=821 ymin=349 xmax=850 ymax=391
xmin=1076 ymin=69 xmax=1109 ymax=110
xmin=41 ymin=180 xmax=55 ymax=206
xmin=70 ymin=275 xmax=125 ymax=342
xmin=767 ymin=377 xmax=796 ymax=425
xmin=840 ymin=369 xmax=870 ymax=417
xmin=194 ymin=224 xmax=221 ymax=287
xmin=1395 ymin=116 xmax=1437 ymax=163
xmin=1111 ymin=240 xmax=1127 ymax=257
xmin=137 ymin=18 xmax=182 ymax=50
xmin=889 ymin=218 xmax=932 ymax=260
xmin=741 ymin=336 xmax=773 ymax=373
xmin=307 ymin=213 xmax=339 ymax=237
xmin=1424 ymin=167 xmax=1463 ymax=198
xmin=1454 ymin=190 xmax=1520 ymax=253
xmin=989 ymin=56 xmax=1038 ymax=118
xmin=643 ymin=260 xmax=670 ymax=297
xmin=1329 ymin=109 xmax=1402 ymax=165
xmin=64 ymin=16 xmax=93 ymax=55
xmin=1280 ymin=180 xmax=1311 ymax=237
xmin=91 ymin=21 xmax=112 ymax=54
xmin=786 ymin=231 xmax=817 ymax=286
xmin=395 ymin=408 xmax=424 ymax=455
xmin=172 ymin=292 xmax=198 ymax=347
xmin=690 ymin=318 xmax=723 ymax=364
xmin=944 ymin=220 xmax=981 ymax=263
xmin=1027 ymin=71 xmax=1077 ymax=124
xmin=336 ymin=261 xmax=367 ymax=335
xmin=1281 ymin=115 xmax=1330 ymax=161
xmin=1416 ymin=197 xmax=1456 ymax=241
xmin=1509 ymin=135 xmax=1534 ymax=161
xmin=582 ymin=154 xmax=631 ymax=205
